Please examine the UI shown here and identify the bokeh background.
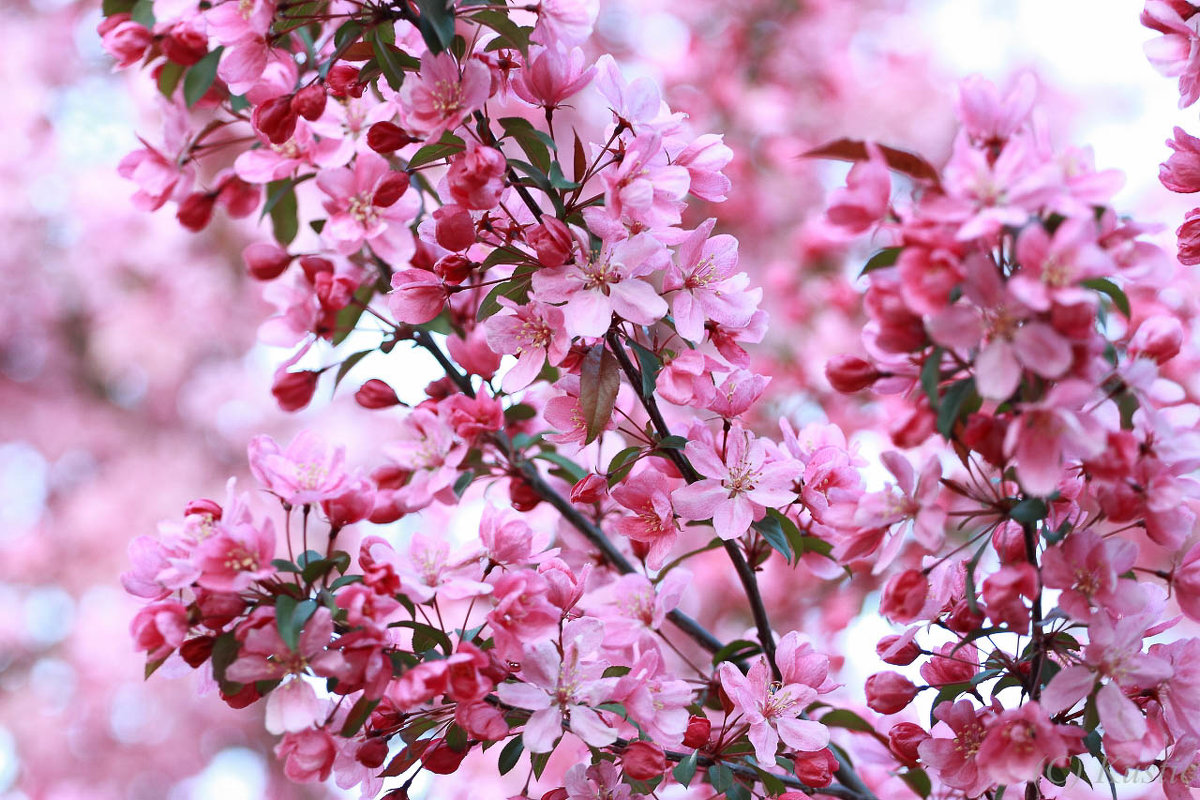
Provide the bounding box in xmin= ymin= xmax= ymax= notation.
xmin=1 ymin=0 xmax=1194 ymax=797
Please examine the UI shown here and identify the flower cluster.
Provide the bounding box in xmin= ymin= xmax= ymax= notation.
xmin=106 ymin=0 xmax=1200 ymax=797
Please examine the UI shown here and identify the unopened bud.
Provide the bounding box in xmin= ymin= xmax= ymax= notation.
xmin=271 ymin=370 xmax=320 ymax=412
xmin=242 ymin=242 xmax=292 ymax=280
xmin=367 ymin=121 xmax=418 ymax=153
xmin=825 ymin=354 xmax=880 ymax=393
xmin=356 ymin=379 xmax=402 ymax=409
xmin=291 ymin=83 xmax=327 ymax=120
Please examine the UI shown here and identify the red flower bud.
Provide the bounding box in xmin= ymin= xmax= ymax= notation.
xmin=374 ymin=172 xmax=411 ymax=208
xmin=162 ymin=25 xmax=209 ymax=66
xmin=184 ymin=498 xmax=223 ymax=519
xmin=252 ymin=95 xmax=298 ymax=145
xmin=570 ymin=473 xmax=608 ymax=504
xmin=180 ymin=636 xmax=214 ymax=668
xmin=368 ymin=121 xmax=418 ymax=153
xmin=434 ymin=204 xmax=477 ymax=252
xmin=888 ymin=722 xmax=929 ymax=767
xmin=420 ymin=738 xmax=469 ymax=774
xmin=879 ymin=568 xmax=929 ymax=624
xmin=528 ymin=217 xmax=575 ymax=267
xmin=220 ymin=682 xmax=261 ymax=709
xmin=356 ymin=738 xmax=389 ymax=769
xmin=865 ymin=671 xmax=920 ymax=715
xmin=299 ymin=256 xmax=335 ymax=283
xmin=356 ymin=379 xmax=402 ymax=409
xmin=176 ymin=192 xmax=216 ymax=231
xmin=825 ymin=354 xmax=881 ymax=393
xmin=434 ymin=254 xmax=473 ymax=285
xmin=682 ymin=715 xmax=711 ymax=749
xmin=793 ymin=748 xmax=837 ymax=788
xmin=876 ymin=634 xmax=921 ymax=666
xmin=242 ymin=242 xmax=292 ymax=280
xmin=291 ymin=83 xmax=327 ymax=120
xmin=327 ymin=64 xmax=364 ymax=97
xmin=621 ymin=742 xmax=666 ymax=780
xmin=509 ymin=477 xmax=542 ymax=512
xmin=272 ymin=370 xmax=320 ymax=412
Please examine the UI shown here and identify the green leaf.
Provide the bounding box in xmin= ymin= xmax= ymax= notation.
xmin=753 ymin=515 xmax=791 ymax=561
xmin=183 ymin=47 xmax=222 ymax=107
xmin=332 ymin=284 xmax=373 ymax=346
xmin=535 ymin=451 xmax=588 ymax=483
xmin=366 ymin=27 xmax=418 ymax=90
xmin=157 ymin=61 xmax=184 ymax=98
xmin=497 ymin=736 xmax=523 ymax=775
xmin=605 ymin=445 xmax=643 ymax=487
xmin=1009 ymin=497 xmax=1048 ymax=523
xmin=920 ymin=347 xmax=942 ymax=411
xmin=129 ymin=0 xmax=155 ymax=26
xmin=276 ymin=596 xmax=318 ymax=652
xmin=899 ymin=768 xmax=932 ymax=798
xmin=271 ymin=558 xmax=301 ymax=573
xmin=393 ymin=620 xmax=452 ymax=655
xmin=1081 ymin=278 xmax=1131 ymax=318
xmin=264 ymin=179 xmax=300 ymax=245
xmin=708 ymin=763 xmax=733 ymax=793
xmin=725 ymin=782 xmax=750 ymax=800
xmin=144 ymin=656 xmax=168 ymax=679
xmin=333 ymin=350 xmax=372 ymax=390
xmin=860 ymin=246 xmax=902 ymax=276
xmin=547 ymin=162 xmax=580 ymax=190
xmin=329 ymin=574 xmax=363 ymax=590
xmin=407 ymin=132 xmax=466 ymax=169
xmin=500 ymin=117 xmax=555 ymax=173
xmin=657 ymin=435 xmax=687 ymax=450
xmin=414 ymin=0 xmax=456 ymax=53
xmin=210 ymin=632 xmax=240 ymax=688
xmin=627 ymin=339 xmax=662 ymax=399
xmin=476 ymin=265 xmax=534 ymax=321
xmin=529 ymin=750 xmax=551 ymax=780
xmin=340 ymin=697 xmax=380 ymax=737
xmin=472 ymin=9 xmax=533 ymax=54
xmin=672 ymin=751 xmax=698 ymax=787
xmin=936 ymin=377 xmax=976 ymax=438
xmin=102 ymin=0 xmax=136 ymax=15
xmin=820 ymin=709 xmax=877 ymax=735
xmin=579 ymin=344 xmax=620 ymax=445
xmin=452 ymin=469 xmax=475 ymax=497
xmin=710 ymin=638 xmax=760 ymax=666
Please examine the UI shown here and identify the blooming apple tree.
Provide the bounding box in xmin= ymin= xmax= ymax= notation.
xmin=106 ymin=0 xmax=1200 ymax=797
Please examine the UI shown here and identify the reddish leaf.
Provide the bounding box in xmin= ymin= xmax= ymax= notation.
xmin=380 ymin=739 xmax=432 ymax=777
xmin=803 ymin=138 xmax=941 ymax=185
xmin=580 ymin=344 xmax=620 ymax=445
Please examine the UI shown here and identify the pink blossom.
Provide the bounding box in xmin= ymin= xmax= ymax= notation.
xmin=485 ymin=299 xmax=571 ymax=392
xmin=673 ymin=133 xmax=733 ymax=203
xmin=1003 ymin=381 xmax=1107 ymax=497
xmin=825 ymin=143 xmax=890 ymax=235
xmin=1041 ymin=530 xmax=1140 ymax=620
xmin=487 ymin=569 xmax=561 ymax=661
xmin=532 ymin=0 xmax=599 ymax=47
xmin=118 ymin=139 xmax=194 ymax=212
xmin=1010 ymin=217 xmax=1113 ymax=311
xmin=248 ymin=431 xmax=355 ymax=506
xmin=514 ymin=44 xmax=596 ymax=109
xmin=981 ymin=563 xmax=1038 ymax=633
xmin=976 ymin=702 xmax=1082 ymax=785
xmin=447 ymin=143 xmax=507 ymax=210
xmin=316 ymin=152 xmax=416 ymax=258
xmin=718 ymin=658 xmax=829 ymax=763
xmin=389 ymin=268 xmax=448 ymax=324
xmin=531 ymin=232 xmax=669 ymax=338
xmin=587 ymin=571 xmax=687 ymax=650
xmin=955 ymin=73 xmax=1037 ymax=144
xmin=601 ymin=133 xmax=690 ymax=229
xmin=611 ymin=467 xmax=679 ymax=569
xmin=1143 ymin=2 xmax=1200 ymax=107
xmin=611 ymin=651 xmax=692 ymax=746
xmin=193 ymin=518 xmax=276 ymax=592
xmin=99 ymin=15 xmax=152 ymax=69
xmin=205 ymin=0 xmax=275 ymax=45
xmin=918 ymin=700 xmax=993 ymax=797
xmin=399 ymin=51 xmax=490 ymax=139
xmin=672 ymin=425 xmax=800 ymax=540
xmin=656 ymin=349 xmax=716 ymax=407
xmin=130 ymin=600 xmax=189 ymax=661
xmin=494 ymin=619 xmax=617 ymax=752
xmin=275 ymin=728 xmax=337 ymax=783
xmin=663 ymin=218 xmax=759 ymax=343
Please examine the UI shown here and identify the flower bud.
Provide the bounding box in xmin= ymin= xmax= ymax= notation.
xmin=944 ymin=598 xmax=986 ymax=634
xmin=176 ymin=192 xmax=216 ymax=231
xmin=434 ymin=254 xmax=473 ymax=286
xmin=180 ymin=635 xmax=214 ymax=668
xmin=434 ymin=204 xmax=477 ymax=252
xmin=356 ymin=379 xmax=402 ymax=409
xmin=327 ymin=64 xmax=364 ymax=98
xmin=272 ymin=370 xmax=320 ymax=412
xmin=185 ymin=498 xmax=223 ymax=519
xmin=356 ymin=738 xmax=389 ymax=769
xmin=876 ymin=634 xmax=921 ymax=666
xmin=420 ymin=738 xmax=469 ymax=774
xmin=793 ymin=748 xmax=837 ymax=788
xmin=825 ymin=354 xmax=880 ymax=393
xmin=1130 ymin=316 xmax=1184 ymax=364
xmin=291 ymin=83 xmax=327 ymax=120
xmin=368 ymin=121 xmax=418 ymax=153
xmin=880 ymin=569 xmax=929 ymax=624
xmin=374 ymin=172 xmax=411 ymax=208
xmin=299 ymin=255 xmax=335 ymax=283
xmin=252 ymin=95 xmax=298 ymax=145
xmin=682 ymin=715 xmax=711 ymax=748
xmin=528 ymin=217 xmax=575 ymax=267
xmin=243 ymin=242 xmax=292 ymax=280
xmin=888 ymin=722 xmax=929 ymax=767
xmin=570 ymin=473 xmax=608 ymax=504
xmin=621 ymin=742 xmax=666 ymax=780
xmin=865 ymin=671 xmax=919 ymax=715
xmin=509 ymin=477 xmax=542 ymax=511
xmin=163 ymin=24 xmax=209 ymax=66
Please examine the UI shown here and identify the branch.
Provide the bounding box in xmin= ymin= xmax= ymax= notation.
xmin=605 ymin=330 xmax=781 ymax=680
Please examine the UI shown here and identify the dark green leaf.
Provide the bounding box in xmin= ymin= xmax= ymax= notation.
xmin=899 ymin=768 xmax=932 ymax=798
xmin=332 ymin=284 xmax=373 ymax=346
xmin=657 ymin=435 xmax=687 ymax=450
xmin=1009 ymin=497 xmax=1048 ymax=523
xmin=860 ymin=246 xmax=902 ymax=276
xmin=1081 ymin=278 xmax=1131 ymax=318
xmin=393 ymin=620 xmax=452 ymax=655
xmin=936 ymin=377 xmax=976 ymax=438
xmin=157 ymin=61 xmax=184 ymax=98
xmin=265 ymin=179 xmax=299 ymax=245
xmin=271 ymin=558 xmax=301 ymax=573
xmin=414 ymin=0 xmax=456 ymax=53
xmin=547 ymin=162 xmax=579 ymax=190
xmin=672 ymin=751 xmax=698 ymax=787
xmin=753 ymin=515 xmax=791 ymax=561
xmin=920 ymin=347 xmax=942 ymax=410
xmin=407 ymin=132 xmax=466 ymax=169
xmin=535 ymin=451 xmax=588 ymax=483
xmin=452 ymin=469 xmax=474 ymax=497
xmin=497 ymin=736 xmax=523 ymax=775
xmin=476 ymin=265 xmax=534 ymax=321
xmin=183 ymin=48 xmax=222 ymax=107
xmin=605 ymin=445 xmax=643 ymax=487
xmin=472 ymin=9 xmax=533 ymax=54
xmin=102 ymin=0 xmax=136 ymax=15
xmin=499 ymin=117 xmax=555 ymax=173
xmin=340 ymin=697 xmax=380 ymax=737
xmin=366 ymin=27 xmax=418 ymax=90
xmin=129 ymin=0 xmax=155 ymax=26
xmin=529 ymin=750 xmax=551 ymax=780
xmin=329 ymin=574 xmax=363 ymax=590
xmin=333 ymin=350 xmax=372 ymax=390
xmin=144 ymin=656 xmax=168 ymax=679
xmin=820 ymin=709 xmax=877 ymax=735
xmin=708 ymin=763 xmax=733 ymax=793
xmin=710 ymin=638 xmax=760 ymax=666
xmin=627 ymin=339 xmax=662 ymax=399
